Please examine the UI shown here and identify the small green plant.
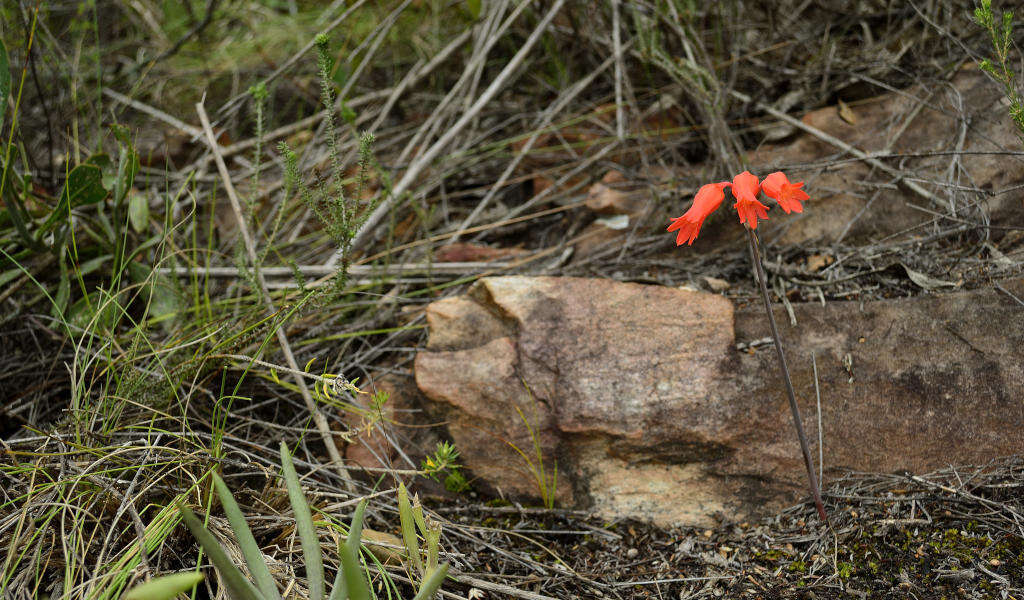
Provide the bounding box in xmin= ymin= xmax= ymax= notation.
xmin=974 ymin=0 xmax=1024 ymax=140
xmin=421 ymin=441 xmax=471 ymax=493
xmin=396 ymin=482 xmax=445 ymax=590
xmin=278 ymin=34 xmax=383 ymax=296
xmin=504 ymin=384 xmax=559 ymax=509
xmin=174 ymin=442 xmax=449 ymax=600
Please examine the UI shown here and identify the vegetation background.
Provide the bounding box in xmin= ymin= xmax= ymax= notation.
xmin=0 ymin=1 xmax=1022 ymax=598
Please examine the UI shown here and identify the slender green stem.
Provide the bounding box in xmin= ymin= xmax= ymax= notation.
xmin=746 ymin=227 xmax=828 ymax=523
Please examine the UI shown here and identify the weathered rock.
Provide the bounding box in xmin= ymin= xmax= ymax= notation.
xmin=414 ymin=276 xmax=1024 ymax=526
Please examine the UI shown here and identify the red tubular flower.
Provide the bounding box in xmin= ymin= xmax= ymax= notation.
xmin=760 ymin=171 xmax=809 ymax=214
xmin=730 ymin=171 xmax=770 ymax=230
xmin=666 ymin=182 xmax=729 ymax=245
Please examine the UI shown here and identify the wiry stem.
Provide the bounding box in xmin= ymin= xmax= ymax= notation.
xmin=746 ymin=227 xmax=828 ymax=523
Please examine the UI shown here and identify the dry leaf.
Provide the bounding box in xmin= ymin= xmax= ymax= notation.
xmin=901 ymin=263 xmax=957 ymax=290
xmin=805 ymin=253 xmax=834 ymax=271
xmin=837 ymin=98 xmax=858 ymax=124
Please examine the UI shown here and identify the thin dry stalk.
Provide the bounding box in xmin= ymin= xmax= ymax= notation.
xmin=196 ymin=102 xmax=355 ymax=492
xmin=747 ymin=228 xmax=827 ymax=523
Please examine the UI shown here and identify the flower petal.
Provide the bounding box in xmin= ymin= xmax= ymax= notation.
xmin=760 ymin=171 xmax=808 ymax=214
xmin=734 ymin=197 xmax=770 ymax=229
xmin=666 ymin=182 xmax=729 ymax=245
xmin=691 ymin=182 xmax=729 ymax=216
xmin=760 ymin=171 xmax=788 ymax=199
xmin=667 ymin=215 xmax=702 ymax=245
xmin=730 ymin=171 xmax=761 ymax=203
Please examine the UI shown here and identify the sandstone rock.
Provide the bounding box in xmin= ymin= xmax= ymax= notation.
xmin=413 ymin=276 xmax=1024 ymax=526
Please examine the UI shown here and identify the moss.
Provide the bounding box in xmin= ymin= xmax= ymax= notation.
xmin=787 ymin=560 xmax=807 ymax=573
xmin=836 ymin=562 xmax=854 ymax=579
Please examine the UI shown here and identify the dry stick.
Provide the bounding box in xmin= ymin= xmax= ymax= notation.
xmin=393 ymin=1 xmax=524 ymax=172
xmin=746 ymin=228 xmax=827 ymax=523
xmin=336 ymin=0 xmax=568 ymax=264
xmin=612 ymin=0 xmax=625 ymax=140
xmin=812 ymin=352 xmax=823 ymax=486
xmin=156 ymin=261 xmax=513 ymax=278
xmin=450 ymin=50 xmax=622 ymax=243
xmin=195 ymin=102 xmax=355 ymax=492
xmin=103 ymin=88 xmax=204 ymax=138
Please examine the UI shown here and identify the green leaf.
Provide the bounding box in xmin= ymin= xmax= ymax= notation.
xmin=397 ymin=483 xmax=423 ymax=576
xmin=128 ymin=191 xmax=149 ymax=233
xmin=85 ymin=152 xmax=112 ymax=169
xmin=68 ymin=290 xmax=121 ymax=332
xmin=178 ymin=505 xmax=264 ymax=600
xmin=77 ymin=253 xmax=112 ymax=277
xmin=43 ymin=164 xmax=107 ymax=233
xmin=213 ymin=473 xmax=282 ymax=600
xmin=345 ymin=500 xmax=366 ymax=555
xmin=279 ymin=442 xmax=324 ymax=600
xmin=466 ymin=0 xmax=481 ymax=19
xmin=52 ymin=264 xmax=70 ymax=321
xmin=0 ymin=269 xmax=20 ymax=288
xmin=410 ymin=563 xmax=449 ymax=600
xmin=0 ymin=39 xmax=10 ymax=129
xmin=122 ymin=572 xmax=204 ymax=600
xmin=63 ymin=164 xmax=107 ymax=206
xmin=330 ymin=500 xmax=370 ymax=600
xmin=336 ymin=540 xmax=370 ymax=600
xmin=339 ymin=101 xmax=356 ymax=125
xmin=114 ymin=139 xmax=139 ymax=205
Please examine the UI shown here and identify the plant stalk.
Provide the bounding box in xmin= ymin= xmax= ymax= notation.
xmin=746 ymin=227 xmax=828 ymax=523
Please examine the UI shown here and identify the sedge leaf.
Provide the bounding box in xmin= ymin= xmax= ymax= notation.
xmin=213 ymin=473 xmax=282 ymax=600
xmin=178 ymin=505 xmax=263 ymax=600
xmin=122 ymin=572 xmax=204 ymax=600
xmin=279 ymin=442 xmax=324 ymax=600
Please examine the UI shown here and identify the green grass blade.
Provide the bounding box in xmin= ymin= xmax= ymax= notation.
xmin=178 ymin=505 xmax=263 ymax=600
xmin=410 ymin=563 xmax=449 ymax=600
xmin=279 ymin=442 xmax=324 ymax=600
xmin=213 ymin=473 xmax=282 ymax=600
xmin=336 ymin=540 xmax=370 ymax=600
xmin=397 ymin=483 xmax=423 ymax=576
xmin=327 ymin=568 xmax=347 ymax=600
xmin=122 ymin=572 xmax=204 ymax=600
xmin=330 ymin=500 xmax=370 ymax=600
xmin=345 ymin=500 xmax=367 ymax=555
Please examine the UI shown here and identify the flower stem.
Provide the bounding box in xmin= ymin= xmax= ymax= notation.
xmin=746 ymin=228 xmax=828 ymax=523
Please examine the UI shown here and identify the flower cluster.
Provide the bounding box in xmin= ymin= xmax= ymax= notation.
xmin=667 ymin=171 xmax=809 ymax=246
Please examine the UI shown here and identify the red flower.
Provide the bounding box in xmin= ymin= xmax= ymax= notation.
xmin=760 ymin=171 xmax=808 ymax=214
xmin=666 ymin=182 xmax=729 ymax=246
xmin=730 ymin=171 xmax=770 ymax=230
xmin=667 ymin=170 xmax=806 ymax=244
